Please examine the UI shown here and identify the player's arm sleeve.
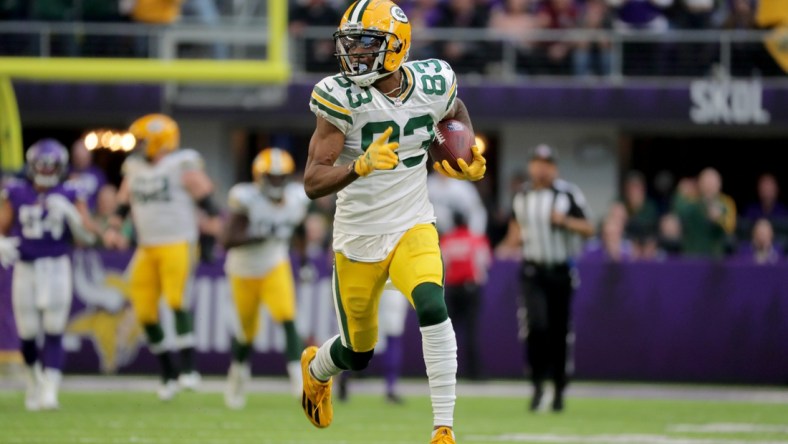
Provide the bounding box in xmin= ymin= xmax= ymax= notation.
xmin=309 ymin=80 xmax=353 ymax=134
xmin=177 ymin=149 xmax=204 ymax=172
xmin=439 ymin=63 xmax=458 ymax=121
xmin=64 ymin=180 xmax=89 ymax=204
xmin=227 ymin=185 xmax=250 ymax=215
xmin=463 ymin=182 xmax=488 ymax=235
xmin=120 ymin=156 xmax=136 ymax=176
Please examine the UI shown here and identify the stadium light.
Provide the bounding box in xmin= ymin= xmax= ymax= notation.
xmin=84 ymin=132 xmax=99 ymax=151
xmin=474 ymin=135 xmax=487 ymax=155
xmin=121 ymin=133 xmax=136 ymax=152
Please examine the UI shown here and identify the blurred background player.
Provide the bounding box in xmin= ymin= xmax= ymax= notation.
xmin=427 ymin=169 xmax=488 ymax=237
xmin=221 ymin=147 xmax=309 ymax=409
xmin=440 ymin=211 xmax=492 ymax=380
xmin=0 ymin=139 xmax=96 ymax=411
xmin=102 ymin=113 xmax=222 ymax=401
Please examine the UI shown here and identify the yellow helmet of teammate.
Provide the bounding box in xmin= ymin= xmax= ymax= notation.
xmin=334 ymin=0 xmax=411 ymax=87
xmin=252 ymin=147 xmax=295 ymax=200
xmin=129 ymin=113 xmax=180 ymax=159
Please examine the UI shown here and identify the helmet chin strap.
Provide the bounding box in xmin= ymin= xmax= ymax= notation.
xmin=349 ymin=68 xmax=394 ymax=88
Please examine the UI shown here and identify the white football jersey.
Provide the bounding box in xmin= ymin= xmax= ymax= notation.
xmin=224 ymin=181 xmax=310 ymax=277
xmin=123 ymin=149 xmax=202 ymax=246
xmin=309 ymin=58 xmax=458 ymax=260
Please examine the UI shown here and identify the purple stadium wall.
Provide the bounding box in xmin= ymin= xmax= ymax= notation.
xmin=1 ymin=250 xmax=787 ymax=384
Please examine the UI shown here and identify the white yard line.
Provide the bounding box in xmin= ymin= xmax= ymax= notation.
xmin=466 ymin=434 xmax=788 ymax=444
xmin=668 ymin=424 xmax=788 ymax=434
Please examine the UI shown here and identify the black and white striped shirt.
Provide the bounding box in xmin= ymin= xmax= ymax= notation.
xmin=512 ymin=179 xmax=591 ymax=265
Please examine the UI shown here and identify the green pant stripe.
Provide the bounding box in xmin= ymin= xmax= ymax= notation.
xmin=333 ymin=267 xmax=352 ymax=349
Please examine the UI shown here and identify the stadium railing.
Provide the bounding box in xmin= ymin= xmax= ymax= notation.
xmin=1 ymin=22 xmax=785 ymax=82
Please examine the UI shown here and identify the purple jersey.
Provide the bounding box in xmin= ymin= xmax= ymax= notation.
xmin=2 ymin=178 xmax=79 ymax=261
xmin=68 ymin=166 xmax=107 ymax=212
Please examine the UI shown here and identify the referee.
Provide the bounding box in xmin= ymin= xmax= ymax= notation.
xmin=503 ymin=144 xmax=595 ymax=412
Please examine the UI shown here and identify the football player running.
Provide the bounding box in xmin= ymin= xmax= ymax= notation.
xmin=0 ymin=139 xmax=97 ymax=411
xmin=103 ymin=114 xmax=222 ymax=401
xmin=221 ymin=147 xmax=309 ymax=409
xmin=300 ymin=1 xmax=486 ymax=442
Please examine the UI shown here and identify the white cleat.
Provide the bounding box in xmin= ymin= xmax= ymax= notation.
xmin=39 ymin=368 xmax=62 ymax=410
xmin=178 ymin=371 xmax=201 ymax=391
xmin=24 ymin=364 xmax=43 ymax=412
xmin=224 ymin=362 xmax=250 ymax=410
xmin=157 ymin=379 xmax=180 ymax=402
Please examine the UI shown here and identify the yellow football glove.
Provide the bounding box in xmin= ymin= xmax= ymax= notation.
xmin=354 ymin=126 xmax=400 ymax=177
xmin=433 ymin=145 xmax=486 ymax=181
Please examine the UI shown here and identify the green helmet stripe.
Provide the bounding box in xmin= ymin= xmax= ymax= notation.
xmin=349 ymin=0 xmax=370 ymax=24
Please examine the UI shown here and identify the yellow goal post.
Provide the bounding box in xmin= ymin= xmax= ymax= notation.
xmin=0 ymin=1 xmax=289 ymax=171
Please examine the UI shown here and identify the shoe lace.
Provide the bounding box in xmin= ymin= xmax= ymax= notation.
xmin=312 ymin=381 xmax=331 ymax=415
xmin=431 ymin=428 xmax=454 ymax=444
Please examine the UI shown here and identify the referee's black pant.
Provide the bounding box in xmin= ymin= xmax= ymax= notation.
xmin=517 ymin=262 xmax=574 ymax=392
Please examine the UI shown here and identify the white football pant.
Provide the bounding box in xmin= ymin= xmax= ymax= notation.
xmin=12 ymin=256 xmax=73 ymax=339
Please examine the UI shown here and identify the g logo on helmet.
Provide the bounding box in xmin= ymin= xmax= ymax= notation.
xmin=390 ymin=5 xmax=408 ymax=23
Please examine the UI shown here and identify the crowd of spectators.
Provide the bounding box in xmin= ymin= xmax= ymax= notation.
xmin=1 ymin=0 xmax=785 ymax=76
xmin=579 ymin=168 xmax=788 ymax=264
xmin=287 ymin=0 xmax=787 ymax=76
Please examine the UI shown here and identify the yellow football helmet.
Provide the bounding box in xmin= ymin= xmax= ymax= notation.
xmin=128 ymin=113 xmax=180 ymax=159
xmin=334 ymin=0 xmax=411 ymax=87
xmin=252 ymin=147 xmax=295 ymax=200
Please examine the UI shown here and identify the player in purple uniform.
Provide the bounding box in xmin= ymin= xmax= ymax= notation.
xmin=0 ymin=139 xmax=96 ymax=411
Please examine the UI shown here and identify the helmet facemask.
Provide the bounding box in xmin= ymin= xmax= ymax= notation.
xmin=334 ymin=24 xmax=399 ymax=87
xmin=26 ymin=139 xmax=69 ymax=189
xmin=252 ymin=147 xmax=295 ymax=201
xmin=261 ymin=174 xmax=289 ymax=201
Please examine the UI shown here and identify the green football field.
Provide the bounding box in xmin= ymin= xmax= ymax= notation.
xmin=1 ymin=383 xmax=788 ymax=444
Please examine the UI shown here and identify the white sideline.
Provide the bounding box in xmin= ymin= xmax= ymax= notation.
xmin=1 ymin=374 xmax=787 ymax=404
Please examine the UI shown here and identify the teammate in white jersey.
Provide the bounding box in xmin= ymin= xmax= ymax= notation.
xmin=103 ymin=113 xmax=222 ymax=401
xmin=221 ymin=147 xmax=309 ymax=409
xmin=298 ymin=1 xmax=486 ymax=442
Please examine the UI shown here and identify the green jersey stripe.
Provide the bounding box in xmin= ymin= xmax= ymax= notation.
xmin=401 ymin=66 xmax=417 ymax=103
xmin=313 ymin=86 xmax=345 ymax=108
xmin=311 ymin=98 xmax=353 ymax=124
xmin=445 ymin=86 xmax=457 ymax=111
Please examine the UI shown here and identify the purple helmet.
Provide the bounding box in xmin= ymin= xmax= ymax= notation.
xmin=26 ymin=139 xmax=70 ymax=188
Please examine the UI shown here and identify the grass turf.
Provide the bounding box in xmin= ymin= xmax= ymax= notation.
xmin=1 ymin=390 xmax=787 ymax=443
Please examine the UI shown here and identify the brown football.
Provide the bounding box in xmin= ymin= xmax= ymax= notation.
xmin=429 ymin=119 xmax=474 ymax=171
